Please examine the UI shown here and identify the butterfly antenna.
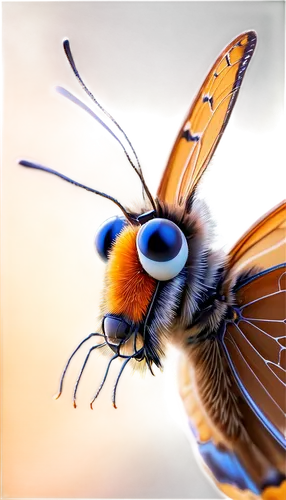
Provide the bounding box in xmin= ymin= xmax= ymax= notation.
xmin=19 ymin=160 xmax=136 ymax=224
xmin=54 ymin=332 xmax=104 ymax=400
xmin=90 ymin=354 xmax=119 ymax=409
xmin=59 ymin=37 xmax=155 ymax=208
xmin=63 ymin=41 xmax=140 ymax=169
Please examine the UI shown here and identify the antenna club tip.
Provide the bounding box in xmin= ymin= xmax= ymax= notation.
xmin=63 ymin=38 xmax=70 ymax=47
xmin=113 ymin=402 xmax=117 ymax=409
xmin=73 ymin=401 xmax=77 ymax=409
xmin=53 ymin=392 xmax=62 ymax=400
xmin=90 ymin=402 xmax=94 ymax=410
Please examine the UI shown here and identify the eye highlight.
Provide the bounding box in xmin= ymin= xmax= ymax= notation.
xmin=95 ymin=216 xmax=127 ymax=261
xmin=136 ymin=219 xmax=188 ymax=281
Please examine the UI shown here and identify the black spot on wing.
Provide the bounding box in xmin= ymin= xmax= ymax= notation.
xmin=182 ymin=129 xmax=201 ymax=142
xmin=209 ymin=31 xmax=257 ymax=141
xmin=225 ymin=53 xmax=231 ymax=66
xmin=203 ymin=94 xmax=214 ymax=111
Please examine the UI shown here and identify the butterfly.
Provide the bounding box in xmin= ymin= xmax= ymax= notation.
xmin=19 ymin=31 xmax=285 ymax=499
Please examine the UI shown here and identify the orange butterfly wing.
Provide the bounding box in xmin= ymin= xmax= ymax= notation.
xmin=228 ymin=201 xmax=286 ymax=274
xmin=221 ymin=204 xmax=286 ymax=457
xmin=157 ymin=31 xmax=257 ymax=205
xmin=223 ymin=264 xmax=286 ymax=449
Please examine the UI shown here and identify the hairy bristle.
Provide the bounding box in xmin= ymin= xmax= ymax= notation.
xmin=105 ymin=226 xmax=156 ymax=322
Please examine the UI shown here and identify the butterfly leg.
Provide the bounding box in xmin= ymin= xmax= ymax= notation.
xmin=112 ymin=356 xmax=132 ymax=409
xmin=89 ymin=354 xmax=119 ymax=410
xmin=73 ymin=342 xmax=106 ymax=408
xmin=53 ymin=332 xmax=104 ymax=399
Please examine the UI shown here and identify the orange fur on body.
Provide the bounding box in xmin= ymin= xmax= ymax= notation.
xmin=105 ymin=225 xmax=156 ymax=323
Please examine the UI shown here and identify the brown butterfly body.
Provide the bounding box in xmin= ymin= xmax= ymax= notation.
xmin=19 ymin=31 xmax=286 ymax=499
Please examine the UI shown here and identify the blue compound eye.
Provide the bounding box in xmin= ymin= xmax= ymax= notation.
xmin=136 ymin=218 xmax=188 ymax=280
xmin=95 ymin=216 xmax=127 ymax=261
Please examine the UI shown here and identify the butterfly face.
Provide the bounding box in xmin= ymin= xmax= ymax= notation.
xmin=95 ymin=209 xmax=190 ymax=373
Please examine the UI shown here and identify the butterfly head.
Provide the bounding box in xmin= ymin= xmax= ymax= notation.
xmin=96 ymin=207 xmax=189 ymax=373
xmin=18 ymin=37 xmax=214 ymax=408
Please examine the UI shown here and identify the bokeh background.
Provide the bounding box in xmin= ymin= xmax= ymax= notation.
xmin=2 ymin=1 xmax=285 ymax=498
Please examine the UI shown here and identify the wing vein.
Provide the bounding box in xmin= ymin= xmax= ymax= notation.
xmin=240 ymin=289 xmax=285 ymax=310
xmin=227 ymin=324 xmax=285 ymax=413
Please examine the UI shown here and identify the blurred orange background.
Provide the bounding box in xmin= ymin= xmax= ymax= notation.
xmin=1 ymin=1 xmax=219 ymax=498
xmin=2 ymin=2 xmax=285 ymax=499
